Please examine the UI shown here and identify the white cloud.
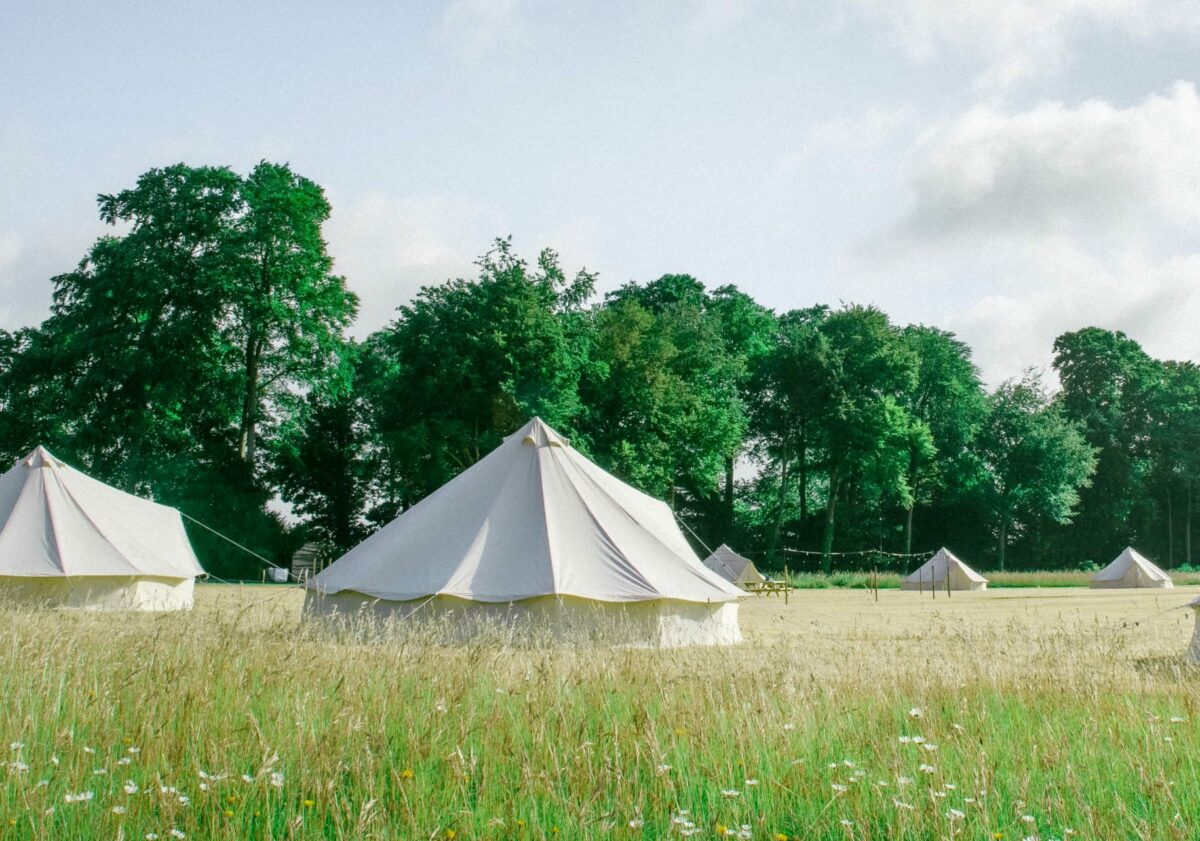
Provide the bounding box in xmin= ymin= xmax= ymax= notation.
xmin=846 ymin=83 xmax=1200 ymax=385
xmin=893 ymin=81 xmax=1200 ymax=247
xmin=325 ymin=192 xmax=509 ymax=336
xmin=845 ymin=0 xmax=1200 ymax=89
xmin=781 ymin=105 xmax=915 ymax=173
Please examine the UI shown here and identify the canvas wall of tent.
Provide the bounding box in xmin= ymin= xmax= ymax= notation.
xmin=1089 ymin=547 xmax=1174 ymax=589
xmin=901 ymin=548 xmax=988 ymax=591
xmin=0 ymin=447 xmax=204 ymax=610
xmin=305 ymin=418 xmax=744 ymax=646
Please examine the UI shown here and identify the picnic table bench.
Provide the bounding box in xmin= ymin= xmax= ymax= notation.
xmin=743 ymin=579 xmax=793 ymax=603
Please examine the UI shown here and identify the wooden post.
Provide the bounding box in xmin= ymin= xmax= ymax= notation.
xmin=784 ymin=565 xmax=789 ymax=605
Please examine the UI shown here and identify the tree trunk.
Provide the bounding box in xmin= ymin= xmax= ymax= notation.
xmin=1188 ymin=479 xmax=1193 ymax=567
xmin=798 ymin=427 xmax=808 ymax=523
xmin=905 ymin=504 xmax=914 ymax=556
xmin=238 ymin=331 xmax=261 ymax=465
xmin=766 ymin=445 xmax=790 ymax=564
xmin=822 ymin=464 xmax=839 ymax=574
xmin=998 ymin=517 xmax=1007 ymax=572
xmin=724 ymin=454 xmax=735 ymax=540
xmin=1167 ymin=485 xmax=1174 ymax=569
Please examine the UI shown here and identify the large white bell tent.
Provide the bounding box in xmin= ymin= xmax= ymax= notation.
xmin=0 ymin=447 xmax=204 ymax=610
xmin=306 ymin=418 xmax=744 ymax=646
xmin=901 ymin=547 xmax=988 ymax=591
xmin=1187 ymin=595 xmax=1200 ymax=663
xmin=702 ymin=544 xmax=766 ymax=588
xmin=1089 ymin=547 xmax=1173 ymax=589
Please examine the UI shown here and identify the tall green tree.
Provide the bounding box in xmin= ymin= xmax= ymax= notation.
xmin=1051 ymin=328 xmax=1159 ymax=562
xmin=582 ymin=275 xmax=748 ymax=535
xmin=975 ymin=371 xmax=1097 ymax=569
xmin=899 ymin=325 xmax=986 ymax=554
xmin=229 ymin=162 xmax=358 ymax=469
xmin=364 ymin=239 xmax=594 ymax=507
xmin=0 ymin=163 xmax=356 ymax=576
xmin=1148 ymin=361 xmax=1200 ymax=566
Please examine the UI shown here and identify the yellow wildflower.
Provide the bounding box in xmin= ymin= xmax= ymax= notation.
xmin=400 ymin=768 xmax=415 ymax=780
xmin=303 ymin=799 xmax=314 ymax=808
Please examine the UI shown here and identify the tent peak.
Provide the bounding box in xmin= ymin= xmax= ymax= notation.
xmin=21 ymin=446 xmax=64 ymax=470
xmin=516 ymin=417 xmax=569 ymax=448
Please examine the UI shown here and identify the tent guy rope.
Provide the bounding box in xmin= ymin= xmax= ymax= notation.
xmin=179 ymin=511 xmax=288 ymax=571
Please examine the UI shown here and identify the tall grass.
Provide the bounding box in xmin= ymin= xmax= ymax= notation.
xmin=0 ymin=585 xmax=1197 ymax=839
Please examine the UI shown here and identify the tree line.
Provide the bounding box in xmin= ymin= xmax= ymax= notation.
xmin=1 ymin=163 xmax=1196 ymax=577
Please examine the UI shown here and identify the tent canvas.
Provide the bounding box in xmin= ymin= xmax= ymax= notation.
xmin=901 ymin=547 xmax=988 ymax=591
xmin=306 ymin=418 xmax=743 ymax=646
xmin=1089 ymin=547 xmax=1173 ymax=589
xmin=0 ymin=447 xmax=203 ymax=610
xmin=702 ymin=544 xmax=766 ymax=588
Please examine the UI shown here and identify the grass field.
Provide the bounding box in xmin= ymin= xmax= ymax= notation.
xmin=1 ymin=584 xmax=1198 ymax=840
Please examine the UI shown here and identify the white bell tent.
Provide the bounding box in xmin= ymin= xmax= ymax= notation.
xmin=702 ymin=544 xmax=766 ymax=588
xmin=1187 ymin=595 xmax=1200 ymax=663
xmin=901 ymin=547 xmax=988 ymax=591
xmin=306 ymin=418 xmax=743 ymax=646
xmin=0 ymin=447 xmax=204 ymax=610
xmin=1089 ymin=547 xmax=1173 ymax=589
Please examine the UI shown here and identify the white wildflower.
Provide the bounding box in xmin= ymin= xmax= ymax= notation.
xmin=10 ymin=760 xmax=29 ymax=772
xmin=199 ymin=782 xmax=209 ymax=791
xmin=36 ymin=779 xmax=49 ymax=787
xmin=897 ymin=775 xmax=913 ymax=785
xmin=1022 ymin=815 xmax=1035 ymax=823
xmin=720 ymin=788 xmax=740 ymax=798
xmin=145 ymin=835 xmax=158 ymax=841
xmin=9 ymin=742 xmax=23 ymax=750
xmin=127 ymin=747 xmax=140 ymax=754
xmin=894 ymin=799 xmax=914 ymax=810
xmin=124 ymin=781 xmax=139 ymax=794
xmin=946 ymin=809 xmax=965 ymax=820
xmin=82 ymin=747 xmax=95 ymax=754
xmin=655 ymin=764 xmax=672 ymax=774
xmin=908 ymin=707 xmax=923 ymax=719
xmin=745 ymin=778 xmax=759 ymax=786
xmin=241 ymin=774 xmax=254 ymax=783
xmin=922 ymin=743 xmax=938 ymax=752
xmin=50 ymin=755 xmax=59 ymax=766
xmin=832 ymin=783 xmax=848 ymax=793
xmin=170 ymin=830 xmax=185 ymax=839
xmin=628 ymin=818 xmax=644 ymax=829
xmin=783 ymin=723 xmax=795 ymax=731
xmin=918 ymin=764 xmax=936 ymax=774
xmin=840 ymin=819 xmax=853 ymax=828
xmin=118 ymin=757 xmax=131 ymax=766
xmin=64 ymin=790 xmax=94 ymax=803
xmin=270 ymin=771 xmax=284 ymax=789
xmin=94 ymin=768 xmax=108 ymax=775
xmin=112 ymin=806 xmax=127 ymax=815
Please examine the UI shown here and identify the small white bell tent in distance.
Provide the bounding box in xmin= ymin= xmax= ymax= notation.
xmin=702 ymin=544 xmax=766 ymax=588
xmin=901 ymin=547 xmax=988 ymax=592
xmin=305 ymin=418 xmax=744 ymax=646
xmin=0 ymin=446 xmax=204 ymax=610
xmin=1089 ymin=547 xmax=1173 ymax=589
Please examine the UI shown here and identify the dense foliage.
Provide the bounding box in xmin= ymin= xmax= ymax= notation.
xmin=6 ymin=163 xmax=1200 ymax=576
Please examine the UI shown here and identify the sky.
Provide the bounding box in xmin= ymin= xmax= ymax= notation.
xmin=2 ymin=0 xmax=1200 ymax=385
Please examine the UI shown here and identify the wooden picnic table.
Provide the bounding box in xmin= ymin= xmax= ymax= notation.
xmin=744 ymin=580 xmax=792 ymax=603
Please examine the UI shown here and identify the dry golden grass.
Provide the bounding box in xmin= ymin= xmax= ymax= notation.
xmin=0 ymin=583 xmax=1197 ymax=840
